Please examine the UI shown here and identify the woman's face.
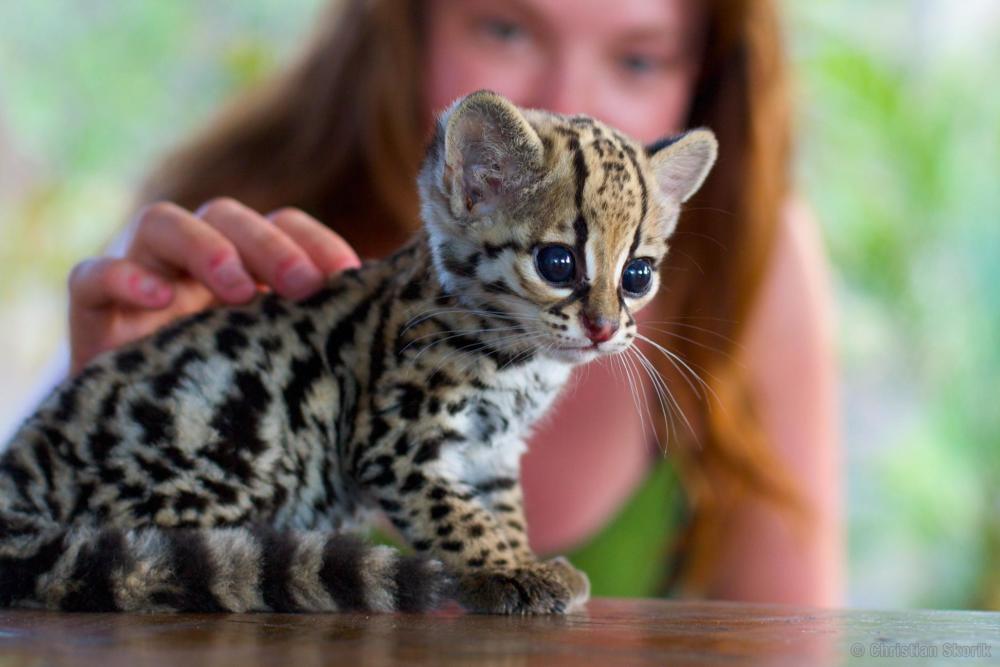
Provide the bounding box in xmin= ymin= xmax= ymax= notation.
xmin=423 ymin=0 xmax=704 ymax=144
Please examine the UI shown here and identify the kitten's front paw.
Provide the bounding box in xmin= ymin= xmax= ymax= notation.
xmin=546 ymin=556 xmax=590 ymax=611
xmin=456 ymin=559 xmax=590 ymax=615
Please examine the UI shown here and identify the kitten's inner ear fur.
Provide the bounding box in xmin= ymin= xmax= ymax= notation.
xmin=646 ymin=129 xmax=718 ymax=203
xmin=443 ymin=90 xmax=545 ymax=219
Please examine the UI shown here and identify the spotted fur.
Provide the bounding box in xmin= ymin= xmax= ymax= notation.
xmin=0 ymin=91 xmax=716 ymax=614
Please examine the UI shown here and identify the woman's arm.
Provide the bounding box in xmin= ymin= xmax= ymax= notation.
xmin=705 ymin=197 xmax=844 ymax=607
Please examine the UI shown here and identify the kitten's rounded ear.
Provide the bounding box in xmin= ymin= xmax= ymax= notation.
xmin=646 ymin=129 xmax=718 ymax=203
xmin=440 ymin=90 xmax=545 ymax=218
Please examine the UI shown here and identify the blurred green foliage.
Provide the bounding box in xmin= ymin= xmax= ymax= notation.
xmin=788 ymin=2 xmax=1000 ymax=609
xmin=0 ymin=1 xmax=996 ymax=610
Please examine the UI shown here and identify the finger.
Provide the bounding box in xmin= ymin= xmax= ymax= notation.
xmin=69 ymin=257 xmax=174 ymax=311
xmin=196 ymin=198 xmax=325 ymax=300
xmin=130 ymin=201 xmax=258 ymax=304
xmin=267 ymin=207 xmax=362 ymax=276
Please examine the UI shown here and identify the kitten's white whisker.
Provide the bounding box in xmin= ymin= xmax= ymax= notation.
xmin=622 ymin=350 xmax=657 ymax=445
xmin=635 ymin=334 xmax=721 ymax=407
xmin=616 ymin=351 xmax=647 ymax=445
xmin=626 ymin=347 xmax=671 ymax=450
xmin=632 ymin=345 xmax=696 ymax=446
xmin=638 ymin=326 xmax=734 ymax=360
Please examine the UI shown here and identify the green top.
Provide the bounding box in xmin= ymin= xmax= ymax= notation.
xmin=565 ymin=459 xmax=686 ymax=598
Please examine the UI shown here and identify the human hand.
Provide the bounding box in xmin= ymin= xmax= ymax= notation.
xmin=67 ymin=198 xmax=360 ymax=375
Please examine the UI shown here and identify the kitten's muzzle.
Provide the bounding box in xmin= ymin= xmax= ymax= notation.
xmin=580 ymin=314 xmax=618 ymax=344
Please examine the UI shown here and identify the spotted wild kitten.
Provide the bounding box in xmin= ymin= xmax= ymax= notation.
xmin=0 ymin=91 xmax=716 ymax=614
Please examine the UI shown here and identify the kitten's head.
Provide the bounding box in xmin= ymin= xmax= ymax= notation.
xmin=418 ymin=90 xmax=717 ymax=363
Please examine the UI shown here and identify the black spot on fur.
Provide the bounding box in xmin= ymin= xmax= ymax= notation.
xmin=202 ymin=479 xmax=239 ymax=505
xmin=174 ymin=491 xmax=208 ymax=514
xmin=325 ymin=291 xmax=377 ymax=365
xmin=140 ymin=455 xmax=174 ymax=483
xmin=396 ymin=383 xmax=424 ymax=420
xmin=115 ymin=349 xmax=146 ymax=374
xmin=130 ymin=399 xmax=174 ymax=445
xmin=393 ymin=434 xmax=411 ymax=456
xmin=300 ymin=285 xmax=346 ymax=309
xmin=261 ymin=294 xmax=290 ymax=320
xmin=0 ymin=529 xmax=65 ymax=606
xmin=154 ymin=529 xmax=227 ymax=612
xmin=427 ymin=371 xmax=457 ymax=389
xmin=254 ymin=526 xmax=301 ymax=612
xmin=215 ymin=327 xmax=249 ymax=360
xmin=393 ymin=555 xmax=440 ymax=612
xmin=378 ymin=498 xmax=402 ymax=513
xmin=227 ymin=311 xmax=257 ymax=327
xmin=400 ymin=280 xmax=423 ymax=301
xmin=400 ymin=472 xmax=426 ymax=494
xmin=61 ymin=529 xmax=129 ymax=611
xmin=131 ymin=493 xmax=167 ymax=518
xmin=151 ymin=349 xmax=204 ymax=398
xmin=283 ymin=353 xmax=324 ymax=432
xmin=482 ymin=241 xmax=521 ymax=258
xmin=319 ymin=534 xmax=369 ymax=611
xmin=369 ymin=465 xmax=396 ymax=488
xmin=210 ymin=371 xmax=271 ymax=456
xmin=88 ymin=428 xmax=119 ymax=462
xmin=413 ymin=439 xmax=442 ymax=464
xmin=429 ymin=504 xmax=451 ymax=520
xmin=53 ymin=384 xmax=80 ymax=423
xmin=474 ymin=477 xmax=517 ymax=494
xmin=153 ymin=310 xmax=213 ymax=350
xmin=293 ymin=317 xmax=316 ymax=341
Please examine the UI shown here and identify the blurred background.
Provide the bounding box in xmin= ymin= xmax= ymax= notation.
xmin=0 ymin=1 xmax=997 ymax=610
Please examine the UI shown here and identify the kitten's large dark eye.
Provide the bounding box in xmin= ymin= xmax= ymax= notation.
xmin=535 ymin=245 xmax=576 ymax=286
xmin=622 ymin=259 xmax=653 ymax=296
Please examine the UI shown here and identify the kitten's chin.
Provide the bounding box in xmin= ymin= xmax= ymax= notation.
xmin=543 ymin=345 xmax=618 ymax=364
xmin=543 ymin=347 xmax=597 ymax=364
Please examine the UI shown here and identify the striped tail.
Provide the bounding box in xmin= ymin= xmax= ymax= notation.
xmin=0 ymin=519 xmax=449 ymax=613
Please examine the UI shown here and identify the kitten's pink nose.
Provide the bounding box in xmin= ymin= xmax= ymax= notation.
xmin=580 ymin=314 xmax=618 ymax=344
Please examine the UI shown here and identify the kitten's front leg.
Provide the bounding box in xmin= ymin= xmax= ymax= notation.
xmin=452 ymin=481 xmax=590 ymax=615
xmin=367 ymin=471 xmax=589 ymax=614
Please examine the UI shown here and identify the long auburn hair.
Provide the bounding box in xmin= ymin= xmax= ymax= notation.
xmin=139 ymin=0 xmax=802 ymax=594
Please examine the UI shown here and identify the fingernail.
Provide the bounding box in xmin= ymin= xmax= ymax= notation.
xmin=214 ymin=261 xmax=250 ymax=289
xmin=281 ymin=263 xmax=321 ymax=295
xmin=139 ymin=276 xmax=162 ymax=297
xmin=138 ymin=276 xmax=167 ymax=301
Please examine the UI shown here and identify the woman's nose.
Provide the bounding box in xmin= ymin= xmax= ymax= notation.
xmin=530 ymin=54 xmax=595 ymax=117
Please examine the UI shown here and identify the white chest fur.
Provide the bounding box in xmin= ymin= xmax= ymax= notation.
xmin=431 ymin=356 xmax=573 ymax=485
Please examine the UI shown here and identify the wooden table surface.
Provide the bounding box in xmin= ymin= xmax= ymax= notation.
xmin=0 ymin=598 xmax=996 ymax=666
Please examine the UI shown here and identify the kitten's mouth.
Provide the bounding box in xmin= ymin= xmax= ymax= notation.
xmin=549 ymin=341 xmax=621 ymax=359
